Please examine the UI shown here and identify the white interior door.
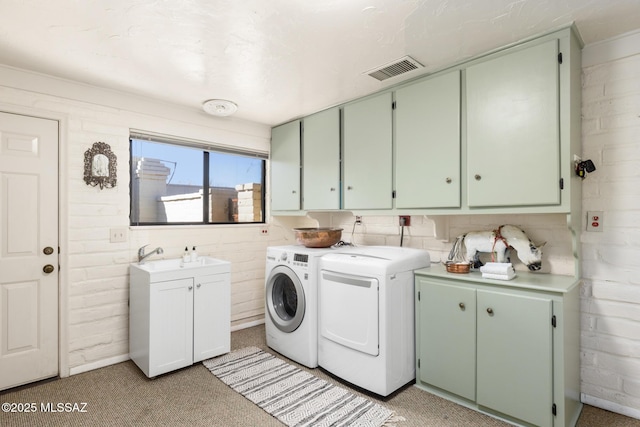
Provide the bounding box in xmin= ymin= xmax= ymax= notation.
xmin=0 ymin=111 xmax=59 ymax=390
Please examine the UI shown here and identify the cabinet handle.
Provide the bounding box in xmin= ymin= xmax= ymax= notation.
xmin=475 ymin=174 xmax=482 ymax=181
xmin=197 ymin=283 xmax=201 ymax=288
xmin=486 ymin=307 xmax=494 ymax=315
xmin=347 ymin=186 xmax=353 ymax=190
xmin=292 ymin=190 xmax=297 ymax=194
xmin=459 ymin=302 xmax=465 ymax=310
xmin=446 ymin=177 xmax=452 ymax=184
xmin=188 ymin=286 xmax=193 ymax=291
xmin=330 ymin=187 xmax=336 ymax=191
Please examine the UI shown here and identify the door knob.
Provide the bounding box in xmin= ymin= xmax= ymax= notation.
xmin=43 ymin=247 xmax=55 ymax=255
xmin=459 ymin=302 xmax=465 ymax=310
xmin=475 ymin=174 xmax=482 ymax=181
xmin=43 ymin=264 xmax=55 ymax=274
xmin=486 ymin=308 xmax=494 ymax=315
xmin=446 ymin=177 xmax=452 ymax=184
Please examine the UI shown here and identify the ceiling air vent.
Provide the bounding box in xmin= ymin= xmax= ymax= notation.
xmin=365 ymin=56 xmax=423 ymax=81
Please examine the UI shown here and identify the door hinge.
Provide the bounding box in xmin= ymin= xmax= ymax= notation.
xmin=552 ymin=315 xmax=557 ymax=328
xmin=392 ymin=101 xmax=396 ymax=110
xmin=552 ymin=403 xmax=557 ymax=416
xmin=392 ymin=190 xmax=396 ymax=198
xmin=558 ymin=52 xmax=563 ymax=64
xmin=418 ymin=358 xmax=421 ymax=368
xmin=559 ymin=178 xmax=564 ymax=190
xmin=418 ymin=291 xmax=421 ymax=301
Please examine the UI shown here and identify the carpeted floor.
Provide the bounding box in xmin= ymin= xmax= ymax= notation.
xmin=1 ymin=324 xmax=638 ymax=427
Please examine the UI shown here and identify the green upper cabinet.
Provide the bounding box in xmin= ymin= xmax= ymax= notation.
xmin=270 ymin=120 xmax=300 ymax=211
xmin=343 ymin=92 xmax=393 ymax=210
xmin=302 ymin=108 xmax=340 ymax=210
xmin=466 ymin=39 xmax=560 ymax=208
xmin=395 ymin=70 xmax=461 ymax=208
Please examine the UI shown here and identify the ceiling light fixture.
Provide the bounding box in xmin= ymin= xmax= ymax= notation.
xmin=202 ymin=99 xmax=238 ymax=117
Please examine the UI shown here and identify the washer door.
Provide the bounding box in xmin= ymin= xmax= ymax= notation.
xmin=266 ymin=265 xmax=306 ymax=333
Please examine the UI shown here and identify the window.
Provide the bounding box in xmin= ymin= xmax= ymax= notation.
xmin=130 ymin=132 xmax=266 ymax=225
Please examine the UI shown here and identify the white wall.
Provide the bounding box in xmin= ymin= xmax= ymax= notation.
xmin=579 ymin=30 xmax=640 ymax=418
xmin=0 ymin=67 xmax=294 ymax=376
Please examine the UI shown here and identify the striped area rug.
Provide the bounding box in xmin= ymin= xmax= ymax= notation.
xmin=203 ymin=347 xmax=403 ymax=427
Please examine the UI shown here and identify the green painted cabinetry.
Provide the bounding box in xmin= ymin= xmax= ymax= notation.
xmin=466 ymin=39 xmax=561 ymax=208
xmin=343 ymin=92 xmax=393 ymax=209
xmin=395 ymin=70 xmax=461 ymax=208
xmin=270 ymin=120 xmax=300 ymax=211
xmin=415 ymin=265 xmax=582 ymax=427
xmin=302 ymin=108 xmax=340 ymax=210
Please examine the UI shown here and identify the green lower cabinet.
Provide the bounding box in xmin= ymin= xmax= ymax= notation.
xmin=418 ymin=282 xmax=476 ymax=401
xmin=476 ymin=290 xmax=553 ymax=427
xmin=415 ymin=267 xmax=582 ymax=427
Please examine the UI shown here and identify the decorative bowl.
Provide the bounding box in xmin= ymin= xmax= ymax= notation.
xmin=293 ymin=228 xmax=343 ymax=248
xmin=445 ymin=261 xmax=471 ymax=274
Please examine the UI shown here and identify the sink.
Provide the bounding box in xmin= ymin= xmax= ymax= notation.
xmin=131 ymin=256 xmax=231 ymax=282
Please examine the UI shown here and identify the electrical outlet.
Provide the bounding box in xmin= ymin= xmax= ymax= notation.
xmin=399 ymin=216 xmax=411 ymax=226
xmin=355 ymin=216 xmax=362 ymax=225
xmin=110 ymin=227 xmax=128 ymax=243
xmin=586 ymin=211 xmax=603 ymax=232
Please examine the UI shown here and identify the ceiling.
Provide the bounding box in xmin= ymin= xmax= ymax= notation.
xmin=1 ymin=0 xmax=640 ymax=126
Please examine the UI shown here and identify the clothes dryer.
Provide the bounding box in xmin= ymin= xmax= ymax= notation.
xmin=318 ymin=246 xmax=430 ymax=396
xmin=265 ymin=244 xmax=351 ymax=368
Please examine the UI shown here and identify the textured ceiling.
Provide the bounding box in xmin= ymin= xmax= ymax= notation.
xmin=1 ymin=0 xmax=640 ymax=126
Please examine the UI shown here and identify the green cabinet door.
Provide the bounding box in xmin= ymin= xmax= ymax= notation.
xmin=476 ymin=290 xmax=553 ymax=427
xmin=270 ymin=120 xmax=301 ymax=211
xmin=302 ymin=108 xmax=340 ymax=210
xmin=466 ymin=40 xmax=560 ymax=207
xmin=417 ymin=279 xmax=476 ymax=401
xmin=396 ymin=70 xmax=461 ymax=208
xmin=343 ymin=92 xmax=393 ymax=209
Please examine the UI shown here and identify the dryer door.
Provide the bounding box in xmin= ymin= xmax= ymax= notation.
xmin=319 ymin=270 xmax=379 ymax=356
xmin=266 ymin=265 xmax=306 ymax=333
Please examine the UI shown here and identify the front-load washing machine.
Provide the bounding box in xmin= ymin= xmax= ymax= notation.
xmin=265 ymin=244 xmax=351 ymax=368
xmin=318 ymin=246 xmax=430 ymax=396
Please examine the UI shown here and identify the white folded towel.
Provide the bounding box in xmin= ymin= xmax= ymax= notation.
xmin=480 ymin=262 xmax=515 ymax=275
xmin=482 ymin=271 xmax=516 ymax=281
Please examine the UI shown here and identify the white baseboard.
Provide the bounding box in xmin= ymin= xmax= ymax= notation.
xmin=581 ymin=393 xmax=640 ymax=420
xmin=68 ymin=319 xmax=265 ymax=376
xmin=69 ymin=354 xmax=130 ymax=376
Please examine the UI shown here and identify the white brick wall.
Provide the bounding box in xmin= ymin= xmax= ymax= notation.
xmin=579 ymin=30 xmax=640 ymax=419
xmin=0 ymin=68 xmax=291 ymax=375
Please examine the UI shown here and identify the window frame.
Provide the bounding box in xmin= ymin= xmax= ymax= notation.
xmin=129 ymin=131 xmax=267 ymax=226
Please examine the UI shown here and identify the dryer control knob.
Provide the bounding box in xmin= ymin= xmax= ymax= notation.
xmin=280 ymin=252 xmax=288 ymax=262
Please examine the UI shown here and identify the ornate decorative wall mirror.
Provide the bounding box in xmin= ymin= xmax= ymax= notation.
xmin=84 ymin=142 xmax=117 ymax=189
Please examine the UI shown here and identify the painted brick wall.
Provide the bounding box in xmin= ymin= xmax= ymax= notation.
xmin=579 ymin=31 xmax=640 ymax=418
xmin=0 ymin=71 xmax=292 ymax=375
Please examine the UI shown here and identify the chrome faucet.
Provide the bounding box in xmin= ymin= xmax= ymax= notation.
xmin=138 ymin=245 xmax=164 ymax=263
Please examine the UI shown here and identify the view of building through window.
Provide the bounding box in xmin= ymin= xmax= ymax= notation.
xmin=130 ymin=137 xmax=265 ymax=225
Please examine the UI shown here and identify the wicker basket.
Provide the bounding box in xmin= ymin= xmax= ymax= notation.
xmin=445 ymin=261 xmax=471 ymax=274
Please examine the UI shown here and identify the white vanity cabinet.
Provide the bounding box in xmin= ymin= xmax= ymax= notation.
xmin=270 ymin=120 xmax=301 ymax=211
xmin=415 ymin=265 xmax=582 ymax=427
xmin=129 ymin=258 xmax=231 ymax=378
